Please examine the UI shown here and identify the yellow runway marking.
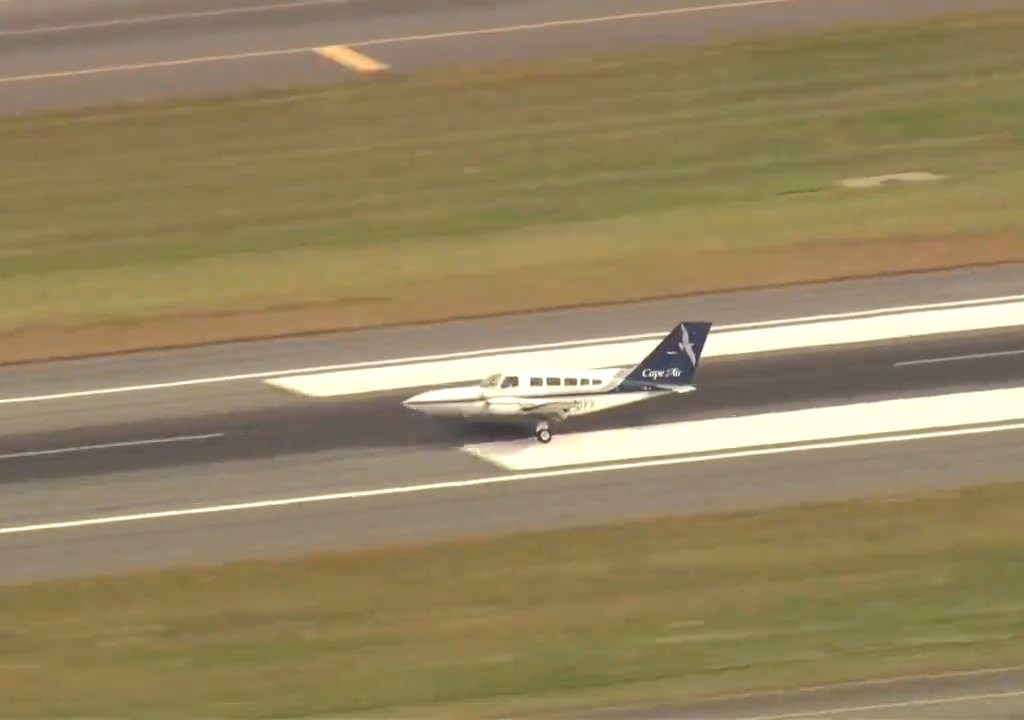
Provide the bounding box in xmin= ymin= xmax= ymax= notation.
xmin=0 ymin=0 xmax=795 ymax=85
xmin=313 ymin=45 xmax=389 ymax=72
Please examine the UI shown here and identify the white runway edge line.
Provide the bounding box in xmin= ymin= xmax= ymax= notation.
xmin=4 ymin=400 xmax=1024 ymax=536
xmin=267 ymin=295 xmax=1024 ymax=398
xmin=464 ymin=384 xmax=1024 ymax=471
xmin=738 ymin=689 xmax=1024 ymax=720
xmin=2 ymin=293 xmax=1023 ymax=407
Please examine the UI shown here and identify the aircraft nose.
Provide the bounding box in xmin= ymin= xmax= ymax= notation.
xmin=403 ymin=390 xmax=429 ymax=409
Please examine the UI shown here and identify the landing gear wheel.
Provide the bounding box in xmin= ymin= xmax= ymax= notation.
xmin=535 ymin=421 xmax=552 ymax=443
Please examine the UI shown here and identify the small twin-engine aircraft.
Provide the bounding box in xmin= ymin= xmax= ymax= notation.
xmin=402 ymin=321 xmax=712 ymax=443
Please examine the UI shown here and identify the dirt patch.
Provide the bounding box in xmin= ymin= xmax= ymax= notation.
xmin=1 ymin=236 xmax=1020 ymax=367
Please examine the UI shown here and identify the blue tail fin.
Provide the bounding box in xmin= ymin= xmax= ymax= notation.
xmin=620 ymin=321 xmax=712 ymax=391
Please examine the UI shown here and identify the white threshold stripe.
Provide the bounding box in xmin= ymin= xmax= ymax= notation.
xmin=3 ymin=420 xmax=1024 ymax=537
xmin=2 ymin=293 xmax=1023 ymax=407
xmin=267 ymin=297 xmax=1024 ymax=398
xmin=464 ymin=385 xmax=1024 ymax=471
xmin=895 ymin=347 xmax=1024 ymax=367
xmin=0 ymin=434 xmax=223 ymax=461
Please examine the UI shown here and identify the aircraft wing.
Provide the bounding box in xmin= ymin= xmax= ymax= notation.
xmin=519 ymin=400 xmax=574 ymax=413
xmin=486 ymin=398 xmax=579 ymax=418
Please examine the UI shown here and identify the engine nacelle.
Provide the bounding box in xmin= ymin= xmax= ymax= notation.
xmin=484 ymin=400 xmax=527 ymax=416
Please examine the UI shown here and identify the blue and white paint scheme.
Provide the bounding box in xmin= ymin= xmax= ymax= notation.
xmin=403 ymin=321 xmax=712 ymax=443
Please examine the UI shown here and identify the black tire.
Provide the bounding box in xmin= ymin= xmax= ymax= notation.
xmin=536 ymin=427 xmax=552 ymax=443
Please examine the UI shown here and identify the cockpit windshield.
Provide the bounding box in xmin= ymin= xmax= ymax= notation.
xmin=480 ymin=373 xmax=502 ymax=388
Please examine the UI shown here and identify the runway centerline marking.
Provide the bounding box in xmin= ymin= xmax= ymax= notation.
xmin=0 ymin=0 xmax=795 ymax=84
xmin=3 ymin=419 xmax=1024 ymax=536
xmin=1 ymin=293 xmax=1023 ymax=406
xmin=0 ymin=0 xmax=352 ymax=38
xmin=313 ymin=45 xmax=389 ymax=72
xmin=895 ymin=347 xmax=1024 ymax=367
xmin=0 ymin=434 xmax=223 ymax=461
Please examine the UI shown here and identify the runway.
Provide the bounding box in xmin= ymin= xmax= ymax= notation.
xmin=1 ymin=0 xmax=1021 ymax=114
xmin=2 ymin=262 xmax=1024 ymax=586
xmin=3 ymin=269 xmax=1024 ymax=718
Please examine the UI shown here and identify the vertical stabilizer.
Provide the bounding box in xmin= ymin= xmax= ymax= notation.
xmin=619 ymin=321 xmax=712 ymax=390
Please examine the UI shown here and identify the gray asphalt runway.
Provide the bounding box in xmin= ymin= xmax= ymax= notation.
xmin=3 ymin=262 xmax=1024 ymax=586
xmin=4 ymin=325 xmax=1024 ymax=481
xmin=1 ymin=0 xmax=1020 ymax=114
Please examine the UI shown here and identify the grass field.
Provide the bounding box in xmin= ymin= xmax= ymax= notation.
xmin=2 ymin=480 xmax=1024 ymax=718
xmin=2 ymin=11 xmax=1024 ymax=362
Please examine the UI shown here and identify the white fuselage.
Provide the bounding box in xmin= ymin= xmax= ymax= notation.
xmin=403 ymin=367 xmax=690 ymax=422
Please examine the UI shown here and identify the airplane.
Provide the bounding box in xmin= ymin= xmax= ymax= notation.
xmin=402 ymin=321 xmax=712 ymax=443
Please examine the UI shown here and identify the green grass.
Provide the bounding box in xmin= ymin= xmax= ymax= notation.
xmin=3 ymin=481 xmax=1024 ymax=719
xmin=2 ymin=10 xmax=1024 ymax=359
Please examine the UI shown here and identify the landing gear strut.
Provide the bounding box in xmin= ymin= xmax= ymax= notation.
xmin=534 ymin=420 xmax=552 ymax=443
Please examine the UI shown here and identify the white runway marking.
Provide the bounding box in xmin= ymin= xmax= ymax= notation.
xmin=894 ymin=347 xmax=1024 ymax=367
xmin=3 ymin=418 xmax=1024 ymax=537
xmin=0 ymin=0 xmax=353 ymax=38
xmin=0 ymin=434 xmax=223 ymax=461
xmin=738 ymin=689 xmax=1024 ymax=719
xmin=267 ymin=295 xmax=1024 ymax=398
xmin=349 ymin=0 xmax=794 ymax=49
xmin=839 ymin=171 xmax=945 ymax=189
xmin=0 ymin=0 xmax=795 ymax=85
xmin=1 ymin=293 xmax=1021 ymax=407
xmin=463 ymin=385 xmax=1024 ymax=471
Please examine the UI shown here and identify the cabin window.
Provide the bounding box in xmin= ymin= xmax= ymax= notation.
xmin=546 ymin=377 xmax=561 ymax=386
xmin=565 ymin=378 xmax=578 ymax=386
xmin=530 ymin=377 xmax=542 ymax=387
xmin=500 ymin=376 xmax=519 ymax=388
xmin=579 ymin=378 xmax=590 ymax=385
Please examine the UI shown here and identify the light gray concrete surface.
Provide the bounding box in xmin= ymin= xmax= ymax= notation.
xmin=1 ymin=0 xmax=1020 ymax=114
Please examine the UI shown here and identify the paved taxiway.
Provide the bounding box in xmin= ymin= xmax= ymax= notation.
xmin=1 ymin=0 xmax=1021 ymax=114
